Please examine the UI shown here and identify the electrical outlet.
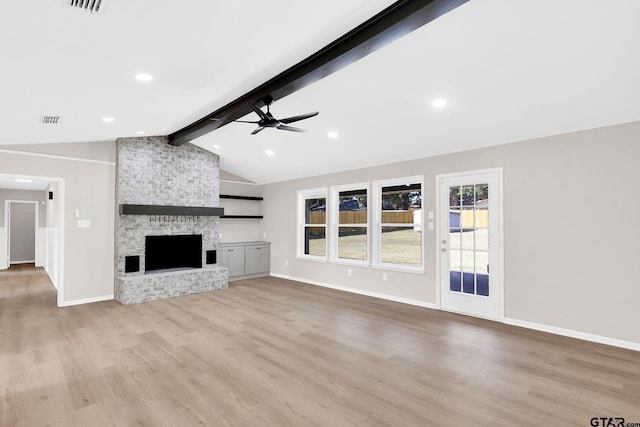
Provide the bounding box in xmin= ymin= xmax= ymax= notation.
xmin=218 ymin=233 xmax=223 ymax=240
xmin=347 ymin=268 xmax=352 ymax=276
xmin=284 ymin=259 xmax=288 ymax=266
xmin=263 ymin=232 xmax=267 ymax=238
xmin=383 ymin=272 xmax=388 ymax=281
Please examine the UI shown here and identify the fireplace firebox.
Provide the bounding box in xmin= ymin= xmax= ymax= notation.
xmin=145 ymin=234 xmax=202 ymax=273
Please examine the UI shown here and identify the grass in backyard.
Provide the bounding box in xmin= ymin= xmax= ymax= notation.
xmin=308 ymin=229 xmax=422 ymax=265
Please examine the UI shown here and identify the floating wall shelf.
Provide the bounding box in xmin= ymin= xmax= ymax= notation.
xmin=219 ymin=194 xmax=263 ymax=219
xmin=220 ymin=194 xmax=263 ymax=201
xmin=119 ymin=204 xmax=224 ymax=216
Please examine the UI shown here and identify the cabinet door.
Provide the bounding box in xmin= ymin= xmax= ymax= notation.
xmin=219 ymin=247 xmax=245 ymax=277
xmin=245 ymin=245 xmax=270 ymax=275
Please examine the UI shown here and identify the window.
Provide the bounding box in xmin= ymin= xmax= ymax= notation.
xmin=330 ymin=184 xmax=368 ymax=263
xmin=297 ymin=188 xmax=327 ymax=260
xmin=373 ymin=176 xmax=424 ymax=271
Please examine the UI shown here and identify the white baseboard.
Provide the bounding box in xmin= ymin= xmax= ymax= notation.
xmin=503 ymin=317 xmax=640 ymax=352
xmin=269 ymin=273 xmax=639 ymax=352
xmin=10 ymin=260 xmax=36 ymax=264
xmin=59 ymin=294 xmax=113 ymax=307
xmin=270 ymin=273 xmax=438 ymax=309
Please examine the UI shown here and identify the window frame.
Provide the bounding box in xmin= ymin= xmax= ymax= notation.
xmin=296 ymin=187 xmax=328 ymax=262
xmin=372 ymin=176 xmax=425 ymax=273
xmin=329 ymin=182 xmax=369 ymax=266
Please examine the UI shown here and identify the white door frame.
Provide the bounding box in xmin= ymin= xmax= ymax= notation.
xmin=5 ymin=200 xmax=38 ymax=264
xmin=435 ymin=167 xmax=504 ymax=321
xmin=0 ymin=173 xmax=65 ymax=307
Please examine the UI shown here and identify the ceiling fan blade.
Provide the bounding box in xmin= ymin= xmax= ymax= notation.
xmin=250 ymin=104 xmax=270 ymax=121
xmin=251 ymin=126 xmax=266 ymax=135
xmin=279 ymin=111 xmax=319 ymax=124
xmin=277 ymin=124 xmax=306 ymax=133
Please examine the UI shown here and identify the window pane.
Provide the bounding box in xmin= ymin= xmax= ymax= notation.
xmin=381 ymin=184 xmax=421 ymax=225
xmin=475 ymin=251 xmax=489 ymax=274
xmin=463 ymin=272 xmax=475 ymax=294
xmin=449 ymin=227 xmax=461 ymax=249
xmin=304 ymin=226 xmax=326 ymax=256
xmin=475 ymin=228 xmax=488 ymax=251
xmin=461 ymin=230 xmax=474 ymax=250
xmin=339 ymin=188 xmax=367 ymax=224
xmin=449 ymin=249 xmax=461 ymax=271
xmin=461 ymin=206 xmax=474 ymax=230
xmin=305 ymin=198 xmax=326 ymax=224
xmin=381 ymin=226 xmax=421 ymax=265
xmin=475 ymin=183 xmax=488 ymax=204
xmin=449 ymin=207 xmax=461 ymax=233
xmin=475 ymin=208 xmax=489 ymax=228
xmin=450 ymin=271 xmax=462 ymax=292
xmin=461 ymin=250 xmax=474 ymax=272
xmin=338 ymin=226 xmax=367 ymax=261
xmin=461 ymin=185 xmax=474 ymax=206
xmin=449 ymin=186 xmax=460 ymax=207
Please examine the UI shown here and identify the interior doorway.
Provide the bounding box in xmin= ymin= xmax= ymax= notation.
xmin=6 ymin=200 xmax=38 ymax=266
xmin=0 ymin=173 xmax=65 ymax=306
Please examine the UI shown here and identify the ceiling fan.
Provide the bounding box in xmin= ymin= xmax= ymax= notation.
xmin=214 ymin=95 xmax=319 ymax=135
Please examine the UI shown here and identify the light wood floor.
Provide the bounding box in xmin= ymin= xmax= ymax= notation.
xmin=1 ymin=265 xmax=639 ymax=426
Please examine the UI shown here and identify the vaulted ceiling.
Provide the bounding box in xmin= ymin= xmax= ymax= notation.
xmin=2 ymin=1 xmax=640 ymax=184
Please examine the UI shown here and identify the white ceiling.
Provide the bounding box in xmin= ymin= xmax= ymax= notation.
xmin=2 ymin=1 xmax=640 ymax=184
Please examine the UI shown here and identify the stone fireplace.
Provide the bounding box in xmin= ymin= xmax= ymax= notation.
xmin=114 ymin=136 xmax=228 ymax=305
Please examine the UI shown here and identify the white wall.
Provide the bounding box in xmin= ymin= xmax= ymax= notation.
xmin=261 ymin=120 xmax=640 ymax=347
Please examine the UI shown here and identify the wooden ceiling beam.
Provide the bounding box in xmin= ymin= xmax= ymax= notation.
xmin=168 ymin=0 xmax=468 ymax=146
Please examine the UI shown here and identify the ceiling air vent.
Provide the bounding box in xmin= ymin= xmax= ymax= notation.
xmin=41 ymin=116 xmax=61 ymax=125
xmin=68 ymin=0 xmax=104 ymax=14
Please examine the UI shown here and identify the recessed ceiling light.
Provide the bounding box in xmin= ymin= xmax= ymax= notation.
xmin=102 ymin=117 xmax=115 ymax=123
xmin=135 ymin=73 xmax=153 ymax=81
xmin=136 ymin=131 xmax=145 ymax=135
xmin=14 ymin=178 xmax=33 ymax=183
xmin=213 ymin=144 xmax=221 ymax=149
xmin=328 ymin=131 xmax=339 ymax=139
xmin=265 ymin=150 xmax=275 ymax=156
xmin=432 ymin=98 xmax=447 ymax=108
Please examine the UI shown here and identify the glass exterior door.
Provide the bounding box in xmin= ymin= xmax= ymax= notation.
xmin=439 ymin=170 xmax=502 ymax=320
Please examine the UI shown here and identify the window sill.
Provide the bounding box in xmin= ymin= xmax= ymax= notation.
xmin=295 ymin=255 xmax=328 ymax=263
xmin=329 ymin=258 xmax=369 ymax=267
xmin=372 ymin=263 xmax=425 ymax=275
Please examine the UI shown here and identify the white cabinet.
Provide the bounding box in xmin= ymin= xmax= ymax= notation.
xmin=218 ymin=245 xmax=245 ymax=278
xmin=218 ymin=241 xmax=270 ymax=280
xmin=245 ymin=244 xmax=270 ymax=275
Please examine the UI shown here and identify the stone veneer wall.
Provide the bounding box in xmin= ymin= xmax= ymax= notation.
xmin=115 ymin=136 xmax=227 ymax=304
